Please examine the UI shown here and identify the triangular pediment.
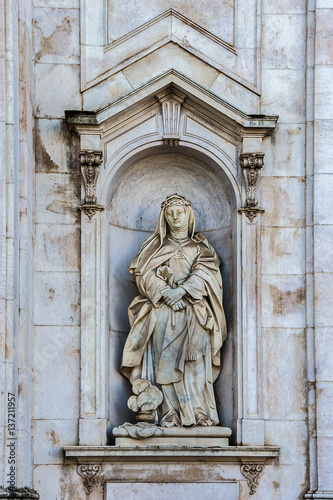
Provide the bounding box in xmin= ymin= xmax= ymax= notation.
xmin=67 ymin=70 xmax=278 ymax=140
xmin=81 ymin=1 xmax=261 ymax=100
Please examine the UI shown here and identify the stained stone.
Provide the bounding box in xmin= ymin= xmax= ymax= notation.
xmin=1 ymin=1 xmax=333 ymax=499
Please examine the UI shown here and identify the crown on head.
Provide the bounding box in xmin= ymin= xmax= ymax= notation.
xmin=161 ymin=194 xmax=191 ymax=209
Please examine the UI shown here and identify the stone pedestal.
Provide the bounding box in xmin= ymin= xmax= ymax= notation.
xmin=113 ymin=425 xmax=232 ymax=447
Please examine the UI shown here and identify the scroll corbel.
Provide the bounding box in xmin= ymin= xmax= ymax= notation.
xmin=79 ymin=150 xmax=104 ymax=221
xmin=77 ymin=464 xmax=101 ymax=495
xmin=240 ymin=463 xmax=265 ymax=495
xmin=238 ymin=152 xmax=265 ymax=222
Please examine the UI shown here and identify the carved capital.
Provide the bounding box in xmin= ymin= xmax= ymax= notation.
xmin=0 ymin=487 xmax=39 ymax=498
xmin=77 ymin=464 xmax=101 ymax=495
xmin=80 ymin=150 xmax=103 ymax=204
xmin=157 ymin=92 xmax=186 ymax=146
xmin=240 ymin=463 xmax=264 ymax=495
xmin=239 ymin=152 xmax=265 ymax=222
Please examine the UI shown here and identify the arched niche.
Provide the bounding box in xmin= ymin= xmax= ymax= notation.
xmin=67 ymin=81 xmax=277 ymax=447
xmin=106 ymin=147 xmax=239 ymax=438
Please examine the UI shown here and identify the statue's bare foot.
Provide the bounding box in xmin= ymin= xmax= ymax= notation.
xmin=160 ymin=421 xmax=175 ymax=428
xmin=198 ymin=417 xmax=213 ymax=426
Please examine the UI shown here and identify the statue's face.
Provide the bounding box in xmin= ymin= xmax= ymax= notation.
xmin=165 ymin=204 xmax=188 ymax=230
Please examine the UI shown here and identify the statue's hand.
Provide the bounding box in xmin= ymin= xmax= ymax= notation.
xmin=164 ymin=286 xmax=186 ymax=307
xmin=171 ymin=299 xmax=186 ymax=312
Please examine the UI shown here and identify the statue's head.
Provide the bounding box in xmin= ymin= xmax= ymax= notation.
xmin=161 ymin=194 xmax=191 ymax=232
xmin=138 ymin=194 xmax=195 ymax=254
xmin=157 ymin=194 xmax=195 ymax=240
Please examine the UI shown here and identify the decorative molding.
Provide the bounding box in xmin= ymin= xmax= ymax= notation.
xmin=66 ymin=70 xmax=278 ymax=134
xmin=305 ymin=492 xmax=333 ymax=499
xmin=79 ymin=204 xmax=104 ymax=222
xmin=65 ymin=445 xmax=279 ymax=462
xmin=157 ymin=91 xmax=186 ymax=146
xmin=0 ymin=487 xmax=39 ymax=499
xmin=77 ymin=464 xmax=101 ymax=495
xmin=80 ymin=150 xmax=103 ymax=204
xmin=240 ymin=464 xmax=264 ymax=495
xmin=238 ymin=152 xmax=265 ymax=222
xmin=238 ymin=206 xmax=264 ymax=223
xmin=105 ymin=9 xmax=237 ymax=54
xmin=79 ymin=150 xmax=104 ymax=220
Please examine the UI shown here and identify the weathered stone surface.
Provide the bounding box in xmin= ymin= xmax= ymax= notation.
xmin=36 ymin=172 xmax=81 ymax=224
xmin=262 ymin=275 xmax=305 ymax=328
xmin=317 ymin=437 xmax=333 ymax=490
xmin=256 ymin=464 xmax=307 ymax=500
xmin=315 ymin=65 xmax=333 ymax=120
xmin=316 ymin=328 xmax=333 ymax=382
xmin=314 ymin=174 xmax=333 ymax=224
xmin=83 ymin=72 xmax=133 ymax=111
xmin=34 ymin=0 xmax=78 ymax=6
xmin=210 ymin=72 xmax=260 ymax=113
xmin=34 ymin=326 xmax=80 ymax=419
xmin=262 ymin=0 xmax=306 ymax=14
xmin=107 ymin=0 xmax=234 ymax=44
xmin=2 ymin=0 xmax=333 ymax=497
xmin=33 ymin=419 xmax=78 ymax=464
xmin=34 ymin=271 xmax=80 ymax=326
xmin=109 ymin=154 xmax=232 ymax=232
xmin=122 ymin=43 xmax=220 ymax=92
xmin=262 ymin=328 xmax=306 ymax=419
xmin=316 ymin=381 xmax=333 ymax=438
xmin=261 ymin=227 xmax=305 ymax=275
xmin=315 ymin=8 xmax=333 ymax=65
xmin=314 ymin=225 xmax=333 ymax=272
xmin=261 ymin=177 xmax=305 ymax=227
xmin=105 ymin=482 xmax=239 ymax=500
xmin=264 ymin=420 xmax=307 ymax=465
xmin=261 ymin=69 xmax=305 ymax=123
xmin=35 ymin=118 xmax=79 ymax=173
xmin=35 ymin=223 xmax=80 ymax=272
xmin=314 ymin=273 xmax=333 ymax=327
xmin=34 ymin=7 xmax=80 ymax=64
xmin=262 ymin=124 xmax=305 ymax=177
xmin=35 ymin=62 xmax=81 ymax=118
xmin=262 ymin=14 xmax=306 ymax=69
xmin=35 ymin=464 xmax=87 ymax=500
xmin=314 ymin=119 xmax=333 ymax=174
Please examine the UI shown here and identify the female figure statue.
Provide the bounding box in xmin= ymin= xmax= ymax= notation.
xmin=121 ymin=194 xmax=227 ymax=427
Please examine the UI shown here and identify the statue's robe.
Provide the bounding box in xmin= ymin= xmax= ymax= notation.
xmin=121 ymin=233 xmax=227 ymax=426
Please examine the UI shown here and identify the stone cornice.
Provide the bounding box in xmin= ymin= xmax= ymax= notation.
xmin=64 ymin=444 xmax=279 ymax=463
xmin=65 ymin=71 xmax=278 ymax=138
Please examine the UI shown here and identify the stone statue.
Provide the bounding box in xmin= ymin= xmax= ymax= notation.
xmin=121 ymin=194 xmax=227 ymax=428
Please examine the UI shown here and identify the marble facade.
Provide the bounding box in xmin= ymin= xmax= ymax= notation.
xmin=0 ymin=0 xmax=332 ymax=499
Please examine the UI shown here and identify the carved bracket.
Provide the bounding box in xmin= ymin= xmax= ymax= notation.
xmin=79 ymin=204 xmax=104 ymax=222
xmin=240 ymin=463 xmax=264 ymax=495
xmin=79 ymin=150 xmax=104 ymax=220
xmin=77 ymin=464 xmax=101 ymax=495
xmin=157 ymin=91 xmax=186 ymax=146
xmin=0 ymin=487 xmax=39 ymax=498
xmin=238 ymin=152 xmax=265 ymax=222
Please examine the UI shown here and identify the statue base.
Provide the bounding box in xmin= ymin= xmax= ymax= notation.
xmin=113 ymin=425 xmax=232 ymax=447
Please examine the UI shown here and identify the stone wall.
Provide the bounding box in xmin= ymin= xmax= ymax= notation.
xmin=33 ymin=0 xmax=81 ymax=495
xmin=0 ymin=0 xmax=332 ymax=499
